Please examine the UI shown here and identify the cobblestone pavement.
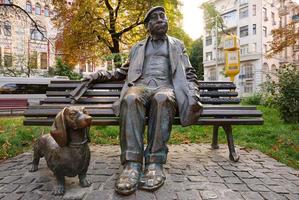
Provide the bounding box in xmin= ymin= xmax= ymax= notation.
xmin=0 ymin=144 xmax=298 ymax=200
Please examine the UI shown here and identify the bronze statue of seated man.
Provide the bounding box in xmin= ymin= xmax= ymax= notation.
xmin=83 ymin=6 xmax=202 ymax=195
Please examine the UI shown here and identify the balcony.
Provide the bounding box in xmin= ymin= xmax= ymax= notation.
xmin=294 ymin=45 xmax=299 ymax=52
xmin=279 ymin=6 xmax=288 ymax=16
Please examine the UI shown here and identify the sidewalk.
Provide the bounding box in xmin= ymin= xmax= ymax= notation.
xmin=0 ymin=144 xmax=298 ymax=200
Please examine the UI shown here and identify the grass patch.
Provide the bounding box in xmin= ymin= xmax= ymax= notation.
xmin=0 ymin=106 xmax=298 ymax=169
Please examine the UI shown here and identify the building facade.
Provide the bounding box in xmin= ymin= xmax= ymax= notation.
xmin=0 ymin=0 xmax=56 ymax=76
xmin=203 ymin=0 xmax=299 ymax=96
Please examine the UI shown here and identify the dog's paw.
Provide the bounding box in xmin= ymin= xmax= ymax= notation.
xmin=29 ymin=165 xmax=38 ymax=172
xmin=53 ymin=185 xmax=65 ymax=196
xmin=79 ymin=178 xmax=92 ymax=187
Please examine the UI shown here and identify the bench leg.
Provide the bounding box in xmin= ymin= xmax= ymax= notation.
xmin=222 ymin=125 xmax=239 ymax=162
xmin=211 ymin=125 xmax=219 ymax=149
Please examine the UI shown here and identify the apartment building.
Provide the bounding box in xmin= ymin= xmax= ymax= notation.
xmin=0 ymin=0 xmax=56 ymax=76
xmin=203 ymin=0 xmax=299 ymax=96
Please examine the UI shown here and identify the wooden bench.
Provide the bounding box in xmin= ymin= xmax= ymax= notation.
xmin=0 ymin=98 xmax=28 ymax=115
xmin=23 ymin=80 xmax=263 ymax=162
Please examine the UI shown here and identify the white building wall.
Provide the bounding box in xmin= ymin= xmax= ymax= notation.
xmin=202 ymin=0 xmax=298 ymax=97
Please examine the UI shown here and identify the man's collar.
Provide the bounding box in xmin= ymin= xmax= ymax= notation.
xmin=150 ymin=34 xmax=167 ymax=41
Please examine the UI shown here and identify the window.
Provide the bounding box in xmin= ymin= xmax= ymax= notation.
xmin=0 ymin=47 xmax=2 ymax=67
xmin=271 ymin=12 xmax=275 ymax=25
xmin=205 ymin=36 xmax=212 ymax=46
xmin=28 ymin=51 xmax=38 ymax=68
xmin=206 ymin=52 xmax=213 ymax=61
xmin=252 ymin=5 xmax=256 ymax=16
xmin=35 ymin=3 xmax=41 ymax=15
xmin=30 ymin=27 xmax=46 ymax=41
xmin=243 ymin=64 xmax=253 ymax=79
xmin=264 ymin=44 xmax=267 ymax=53
xmin=26 ymin=1 xmax=32 ymax=13
xmin=244 ymin=80 xmax=253 ymax=93
xmin=240 ymin=25 xmax=248 ymax=37
xmin=41 ymin=53 xmax=48 ymax=69
xmin=250 ymin=43 xmax=257 ymax=53
xmin=263 ymin=8 xmax=267 ymax=21
xmin=44 ymin=6 xmax=50 ymax=17
xmin=263 ymin=26 xmax=267 ymax=37
xmin=4 ymin=53 xmax=12 ymax=68
xmin=3 ymin=21 xmax=11 ymax=36
xmin=262 ymin=63 xmax=269 ymax=82
xmin=240 ymin=44 xmax=249 ymax=55
xmin=4 ymin=0 xmax=12 ymax=4
xmin=239 ymin=0 xmax=248 ymax=5
xmin=222 ymin=10 xmax=237 ymax=25
xmin=253 ymin=24 xmax=256 ymax=35
xmin=239 ymin=6 xmax=248 ymax=19
xmin=209 ymin=68 xmax=217 ymax=81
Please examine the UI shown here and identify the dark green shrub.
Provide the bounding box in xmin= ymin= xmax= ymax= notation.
xmin=52 ymin=58 xmax=82 ymax=80
xmin=262 ymin=64 xmax=299 ymax=123
xmin=242 ymin=93 xmax=262 ymax=105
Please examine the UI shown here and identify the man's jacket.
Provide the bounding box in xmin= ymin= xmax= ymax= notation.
xmin=94 ymin=36 xmax=203 ymax=126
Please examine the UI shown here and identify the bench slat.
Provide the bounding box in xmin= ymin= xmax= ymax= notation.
xmin=41 ymin=97 xmax=240 ymax=104
xmin=24 ymin=108 xmax=262 ymax=117
xmin=24 ymin=117 xmax=264 ymax=126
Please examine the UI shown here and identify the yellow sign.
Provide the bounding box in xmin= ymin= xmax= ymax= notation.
xmin=224 ymin=35 xmax=239 ymax=51
xmin=225 ymin=50 xmax=240 ymax=81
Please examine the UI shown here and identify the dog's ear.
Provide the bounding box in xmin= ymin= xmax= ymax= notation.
xmin=50 ymin=107 xmax=68 ymax=147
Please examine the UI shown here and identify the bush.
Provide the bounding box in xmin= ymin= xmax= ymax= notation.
xmin=262 ymin=64 xmax=299 ymax=123
xmin=52 ymin=58 xmax=82 ymax=80
xmin=242 ymin=93 xmax=262 ymax=105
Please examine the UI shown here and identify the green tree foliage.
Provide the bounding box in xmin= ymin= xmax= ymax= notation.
xmin=52 ymin=0 xmax=191 ymax=66
xmin=262 ymin=64 xmax=299 ymax=123
xmin=52 ymin=58 xmax=82 ymax=80
xmin=189 ymin=38 xmax=203 ymax=80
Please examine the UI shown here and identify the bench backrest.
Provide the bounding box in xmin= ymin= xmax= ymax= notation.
xmin=44 ymin=80 xmax=240 ymax=105
xmin=0 ymin=98 xmax=28 ymax=108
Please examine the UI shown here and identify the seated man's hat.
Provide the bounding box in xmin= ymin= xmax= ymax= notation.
xmin=144 ymin=6 xmax=165 ymax=24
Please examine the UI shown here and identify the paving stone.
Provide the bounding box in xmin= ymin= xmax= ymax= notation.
xmin=225 ymin=183 xmax=250 ymax=192
xmin=176 ymin=190 xmax=202 ymax=200
xmin=247 ymin=184 xmax=270 ymax=192
xmin=241 ymin=178 xmax=263 ymax=185
xmin=267 ymin=185 xmax=289 ymax=194
xmin=63 ymin=187 xmax=89 ymax=200
xmin=215 ymin=170 xmax=234 ymax=178
xmin=182 ymin=170 xmax=199 ymax=176
xmin=22 ymin=192 xmax=42 ymax=200
xmin=187 ymin=176 xmax=207 ymax=182
xmin=90 ymin=175 xmax=110 ymax=182
xmin=284 ymin=194 xmax=299 ymax=200
xmin=241 ymin=191 xmax=264 ymax=200
xmin=207 ymin=176 xmax=224 ymax=183
xmin=170 ymin=175 xmax=186 ymax=182
xmin=281 ymin=173 xmax=299 ymax=181
xmin=223 ymin=177 xmax=242 ymax=184
xmin=135 ymin=190 xmax=155 ymax=200
xmin=0 ymin=184 xmax=20 ymax=193
xmin=0 ymin=193 xmax=23 ymax=200
xmin=260 ymin=191 xmax=288 ymax=200
xmin=200 ymin=190 xmax=218 ymax=199
xmin=233 ymin=172 xmax=254 ymax=179
xmin=16 ymin=183 xmax=42 ymax=193
xmin=216 ymin=189 xmax=244 ymax=200
xmin=169 ymin=168 xmax=183 ymax=175
xmin=0 ymin=176 xmax=21 ymax=184
xmin=85 ymin=190 xmax=112 ymax=200
xmin=13 ymin=176 xmax=35 ymax=184
xmin=36 ymin=176 xmax=52 ymax=183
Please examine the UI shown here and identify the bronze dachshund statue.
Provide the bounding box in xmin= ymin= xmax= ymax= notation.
xmin=29 ymin=107 xmax=92 ymax=195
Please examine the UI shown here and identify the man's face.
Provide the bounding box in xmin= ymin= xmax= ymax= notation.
xmin=147 ymin=10 xmax=168 ymax=36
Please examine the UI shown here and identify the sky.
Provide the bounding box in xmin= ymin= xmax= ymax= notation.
xmin=181 ymin=0 xmax=299 ymax=40
xmin=182 ymin=0 xmax=204 ymax=40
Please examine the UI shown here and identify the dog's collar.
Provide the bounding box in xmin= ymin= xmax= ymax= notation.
xmin=68 ymin=139 xmax=88 ymax=147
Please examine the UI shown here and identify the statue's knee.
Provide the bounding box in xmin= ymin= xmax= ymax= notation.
xmin=123 ymin=94 xmax=139 ymax=105
xmin=152 ymin=93 xmax=168 ymax=104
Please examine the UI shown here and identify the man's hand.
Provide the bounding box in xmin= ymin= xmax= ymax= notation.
xmin=82 ymin=71 xmax=103 ymax=82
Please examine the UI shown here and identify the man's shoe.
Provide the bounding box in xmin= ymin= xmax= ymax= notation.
xmin=139 ymin=163 xmax=166 ymax=191
xmin=115 ymin=162 xmax=142 ymax=195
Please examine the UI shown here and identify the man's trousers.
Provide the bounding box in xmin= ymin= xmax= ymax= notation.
xmin=119 ymin=85 xmax=176 ymax=165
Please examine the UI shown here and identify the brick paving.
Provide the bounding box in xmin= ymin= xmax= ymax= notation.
xmin=0 ymin=144 xmax=298 ymax=200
